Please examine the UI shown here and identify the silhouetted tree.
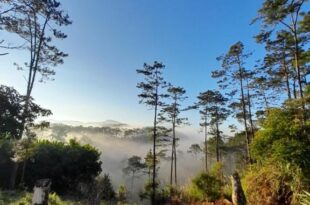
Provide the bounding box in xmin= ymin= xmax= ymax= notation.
xmin=0 ymin=0 xmax=71 ymax=189
xmin=123 ymin=155 xmax=146 ymax=189
xmin=193 ymin=90 xmax=229 ymax=167
xmin=188 ymin=144 xmax=203 ymax=157
xmin=0 ymin=85 xmax=51 ymax=139
xmin=256 ymin=29 xmax=297 ymax=99
xmin=205 ymin=91 xmax=230 ymax=162
xmin=136 ymin=61 xmax=167 ymax=204
xmin=159 ymin=86 xmax=187 ymax=186
xmin=25 ymin=139 xmax=102 ymax=195
xmin=254 ymin=0 xmax=308 ymax=106
xmin=212 ymin=42 xmax=253 ymax=163
xmin=0 ymin=0 xmax=71 ymax=136
xmin=101 ymin=174 xmax=115 ymax=201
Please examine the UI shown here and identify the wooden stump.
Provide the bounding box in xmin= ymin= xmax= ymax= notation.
xmin=32 ymin=179 xmax=51 ymax=205
xmin=231 ymin=172 xmax=246 ymax=205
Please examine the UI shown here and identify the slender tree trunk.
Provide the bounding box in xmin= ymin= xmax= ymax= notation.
xmin=293 ymin=31 xmax=304 ymax=101
xmin=294 ymin=38 xmax=306 ymax=122
xmin=151 ymin=81 xmax=159 ymax=205
xmin=173 ymin=97 xmax=178 ymax=185
xmin=131 ymin=173 xmax=135 ymax=190
xmin=170 ymin=141 xmax=174 ymax=185
xmin=9 ymin=162 xmax=19 ymax=189
xmin=9 ymin=94 xmax=31 ymax=189
xmin=282 ymin=58 xmax=291 ymax=100
xmin=174 ymin=144 xmax=177 ymax=185
xmin=204 ymin=115 xmax=208 ymax=172
xmin=237 ymin=59 xmax=251 ymax=164
xmin=293 ymin=79 xmax=297 ymax=99
xmin=170 ymin=98 xmax=177 ymax=186
xmin=11 ymin=15 xmax=50 ymax=190
xmin=216 ymin=120 xmax=220 ymax=162
xmin=246 ymin=80 xmax=255 ymax=141
xmin=20 ymin=160 xmax=27 ymax=185
xmin=262 ymin=90 xmax=269 ymax=110
xmin=292 ymin=25 xmax=306 ymax=121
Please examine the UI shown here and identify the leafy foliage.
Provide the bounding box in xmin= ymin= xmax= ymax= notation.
xmin=183 ymin=172 xmax=222 ymax=202
xmin=24 ymin=139 xmax=102 ymax=195
xmin=136 ymin=61 xmax=168 ymax=204
xmin=101 ymin=174 xmax=116 ymax=201
xmin=117 ymin=185 xmax=128 ymax=204
xmin=251 ymin=106 xmax=310 ymax=176
xmin=0 ymin=85 xmax=51 ymax=140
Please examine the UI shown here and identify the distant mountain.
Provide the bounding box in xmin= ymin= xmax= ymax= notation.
xmin=36 ymin=120 xmax=150 ymax=144
xmin=47 ymin=119 xmax=128 ymax=128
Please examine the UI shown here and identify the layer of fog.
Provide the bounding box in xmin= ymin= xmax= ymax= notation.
xmin=37 ymin=122 xmax=239 ymax=202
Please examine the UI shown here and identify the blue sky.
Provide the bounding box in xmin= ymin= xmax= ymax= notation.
xmin=0 ymin=0 xmax=266 ymax=126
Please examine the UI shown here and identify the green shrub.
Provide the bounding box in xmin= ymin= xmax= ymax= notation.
xmin=251 ymin=107 xmax=310 ymax=177
xmin=0 ymin=139 xmax=14 ymax=189
xmin=24 ymin=139 xmax=102 ymax=195
xmin=117 ymin=185 xmax=127 ymax=204
xmin=182 ymin=181 xmax=205 ymax=201
xmin=100 ymin=174 xmax=115 ymax=201
xmin=183 ymin=172 xmax=222 ymax=202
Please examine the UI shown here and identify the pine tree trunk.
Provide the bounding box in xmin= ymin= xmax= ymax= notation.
xmin=262 ymin=90 xmax=269 ymax=110
xmin=282 ymin=58 xmax=291 ymax=100
xmin=20 ymin=160 xmax=27 ymax=186
xmin=174 ymin=145 xmax=177 ymax=185
xmin=293 ymin=79 xmax=297 ymax=99
xmin=131 ymin=173 xmax=135 ymax=190
xmin=293 ymin=31 xmax=304 ymax=101
xmin=246 ymin=80 xmax=255 ymax=141
xmin=292 ymin=26 xmax=306 ymax=122
xmin=170 ymin=143 xmax=174 ymax=185
xmin=9 ymin=162 xmax=19 ymax=189
xmin=204 ymin=116 xmax=208 ymax=172
xmin=237 ymin=59 xmax=251 ymax=163
xmin=151 ymin=89 xmax=158 ymax=205
xmin=215 ymin=113 xmax=220 ymax=162
xmin=172 ymin=113 xmax=177 ymax=185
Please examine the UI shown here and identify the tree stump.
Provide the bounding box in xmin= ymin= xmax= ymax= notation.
xmin=231 ymin=172 xmax=246 ymax=205
xmin=32 ymin=179 xmax=51 ymax=205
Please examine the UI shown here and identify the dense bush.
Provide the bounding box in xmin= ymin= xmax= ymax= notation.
xmin=183 ymin=172 xmax=222 ymax=202
xmin=251 ymin=107 xmax=310 ymax=175
xmin=245 ymin=102 xmax=310 ymax=205
xmin=0 ymin=138 xmax=14 ymax=189
xmin=101 ymin=174 xmax=116 ymax=201
xmin=77 ymin=175 xmax=115 ymax=205
xmin=24 ymin=139 xmax=102 ymax=195
xmin=0 ymin=85 xmax=51 ymax=140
